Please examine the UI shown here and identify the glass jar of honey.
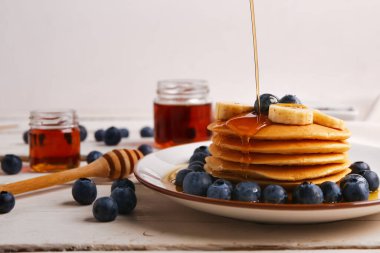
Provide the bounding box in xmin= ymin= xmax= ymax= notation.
xmin=154 ymin=79 xmax=212 ymax=148
xmin=29 ymin=110 xmax=81 ymax=172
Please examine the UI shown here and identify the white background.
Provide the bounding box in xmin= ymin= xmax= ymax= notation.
xmin=0 ymin=0 xmax=379 ymax=119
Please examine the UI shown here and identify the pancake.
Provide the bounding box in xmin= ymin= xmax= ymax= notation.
xmin=208 ymin=121 xmax=351 ymax=141
xmin=209 ymin=144 xmax=348 ymax=166
xmin=212 ymin=134 xmax=350 ymax=154
xmin=205 ymin=156 xmax=350 ymax=181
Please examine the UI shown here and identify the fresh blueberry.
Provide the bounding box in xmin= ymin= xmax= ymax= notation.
xmin=349 ymin=161 xmax=370 ymax=175
xmin=111 ymin=187 xmax=137 ymax=214
xmin=86 ymin=151 xmax=103 ymax=164
xmin=341 ymin=174 xmax=369 ymax=202
xmin=279 ymin=94 xmax=302 ymax=104
xmin=189 ymin=152 xmax=209 ymax=164
xmin=92 ymin=197 xmax=118 ymax=222
xmin=140 ymin=126 xmax=154 ymax=138
xmin=0 ymin=191 xmax=15 ymax=214
xmin=187 ymin=162 xmax=204 ymax=172
xmin=232 ymin=182 xmax=261 ymax=202
xmin=138 ymin=144 xmax=153 ymax=156
xmin=207 ymin=180 xmax=232 ymax=200
xmin=360 ymin=171 xmax=379 ymax=192
xmin=94 ymin=129 xmax=105 ymax=142
xmin=79 ymin=125 xmax=87 ymax=142
xmin=293 ymin=182 xmax=323 ymax=204
xmin=183 ymin=172 xmax=213 ymax=196
xmin=213 ymin=179 xmax=234 ymax=191
xmin=320 ymin=181 xmax=342 ymax=203
xmin=72 ymin=178 xmax=97 ymax=205
xmin=104 ymin=127 xmax=122 ymax=146
xmin=23 ymin=130 xmax=29 ymax=144
xmin=1 ymin=154 xmax=22 ymax=175
xmin=175 ymin=169 xmax=193 ymax=187
xmin=120 ymin=128 xmax=130 ymax=138
xmin=254 ymin=93 xmax=279 ymax=115
xmin=111 ymin=178 xmax=135 ymax=192
xmin=193 ymin=146 xmax=210 ymax=156
xmin=262 ymin=185 xmax=288 ymax=204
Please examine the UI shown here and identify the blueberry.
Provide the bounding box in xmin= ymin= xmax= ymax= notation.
xmin=86 ymin=151 xmax=103 ymax=164
xmin=349 ymin=161 xmax=370 ymax=175
xmin=111 ymin=178 xmax=135 ymax=192
xmin=262 ymin=185 xmax=288 ymax=204
xmin=293 ymin=182 xmax=323 ymax=204
xmin=79 ymin=125 xmax=87 ymax=142
xmin=232 ymin=182 xmax=261 ymax=202
xmin=320 ymin=181 xmax=342 ymax=203
xmin=194 ymin=146 xmax=210 ymax=156
xmin=279 ymin=94 xmax=302 ymax=104
xmin=92 ymin=197 xmax=118 ymax=222
xmin=1 ymin=154 xmax=22 ymax=175
xmin=189 ymin=152 xmax=209 ymax=164
xmin=111 ymin=187 xmax=137 ymax=214
xmin=104 ymin=127 xmax=122 ymax=146
xmin=187 ymin=162 xmax=204 ymax=172
xmin=23 ymin=130 xmax=29 ymax=144
xmin=0 ymin=191 xmax=15 ymax=214
xmin=183 ymin=172 xmax=213 ymax=196
xmin=254 ymin=93 xmax=279 ymax=115
xmin=175 ymin=169 xmax=193 ymax=187
xmin=72 ymin=178 xmax=97 ymax=205
xmin=120 ymin=128 xmax=130 ymax=138
xmin=138 ymin=144 xmax=153 ymax=156
xmin=214 ymin=179 xmax=234 ymax=191
xmin=140 ymin=126 xmax=154 ymax=138
xmin=341 ymin=174 xmax=369 ymax=202
xmin=207 ymin=180 xmax=232 ymax=200
xmin=340 ymin=173 xmax=369 ymax=189
xmin=94 ymin=129 xmax=105 ymax=142
xmin=361 ymin=171 xmax=379 ymax=192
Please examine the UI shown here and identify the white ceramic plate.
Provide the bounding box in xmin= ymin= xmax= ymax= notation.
xmin=134 ymin=141 xmax=380 ymax=224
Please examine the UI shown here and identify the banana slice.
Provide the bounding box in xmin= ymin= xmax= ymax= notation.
xmin=268 ymin=103 xmax=313 ymax=125
xmin=215 ymin=102 xmax=254 ymax=121
xmin=313 ymin=110 xmax=345 ymax=130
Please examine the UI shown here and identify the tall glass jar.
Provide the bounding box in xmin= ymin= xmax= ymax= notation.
xmin=29 ymin=110 xmax=81 ymax=172
xmin=154 ymin=79 xmax=212 ymax=148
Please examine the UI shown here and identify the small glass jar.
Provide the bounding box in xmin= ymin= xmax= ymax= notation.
xmin=29 ymin=110 xmax=81 ymax=172
xmin=154 ymin=79 xmax=212 ymax=148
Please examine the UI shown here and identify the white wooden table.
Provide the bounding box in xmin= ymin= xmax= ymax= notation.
xmin=1 ymin=118 xmax=380 ymax=252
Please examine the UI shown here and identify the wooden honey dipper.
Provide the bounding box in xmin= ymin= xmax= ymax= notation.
xmin=0 ymin=149 xmax=143 ymax=195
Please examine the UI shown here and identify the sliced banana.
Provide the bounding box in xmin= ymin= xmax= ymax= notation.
xmin=313 ymin=109 xmax=345 ymax=130
xmin=215 ymin=102 xmax=254 ymax=121
xmin=268 ymin=103 xmax=313 ymax=125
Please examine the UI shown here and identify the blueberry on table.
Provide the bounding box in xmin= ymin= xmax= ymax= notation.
xmin=189 ymin=152 xmax=209 ymax=164
xmin=23 ymin=130 xmax=29 ymax=144
xmin=1 ymin=154 xmax=22 ymax=175
xmin=341 ymin=174 xmax=369 ymax=202
xmin=0 ymin=191 xmax=15 ymax=214
xmin=111 ymin=178 xmax=135 ymax=192
xmin=79 ymin=125 xmax=88 ymax=142
xmin=120 ymin=128 xmax=130 ymax=138
xmin=140 ymin=126 xmax=154 ymax=138
xmin=320 ymin=181 xmax=342 ymax=203
xmin=254 ymin=93 xmax=279 ymax=115
xmin=232 ymin=181 xmax=261 ymax=202
xmin=293 ymin=182 xmax=323 ymax=204
xmin=175 ymin=169 xmax=193 ymax=187
xmin=279 ymin=94 xmax=302 ymax=104
xmin=193 ymin=146 xmax=210 ymax=156
xmin=111 ymin=187 xmax=137 ymax=214
xmin=104 ymin=127 xmax=122 ymax=146
xmin=183 ymin=172 xmax=213 ymax=196
xmin=262 ymin=185 xmax=288 ymax=204
xmin=94 ymin=129 xmax=105 ymax=142
xmin=72 ymin=178 xmax=97 ymax=205
xmin=360 ymin=171 xmax=379 ymax=192
xmin=207 ymin=180 xmax=232 ymax=200
xmin=138 ymin=144 xmax=153 ymax=156
xmin=92 ymin=197 xmax=118 ymax=222
xmin=86 ymin=151 xmax=103 ymax=164
xmin=349 ymin=161 xmax=370 ymax=175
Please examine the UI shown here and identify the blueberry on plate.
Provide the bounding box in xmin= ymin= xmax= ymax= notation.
xmin=262 ymin=185 xmax=288 ymax=204
xmin=120 ymin=128 xmax=130 ymax=138
xmin=104 ymin=127 xmax=122 ymax=146
xmin=140 ymin=126 xmax=154 ymax=138
xmin=189 ymin=152 xmax=209 ymax=164
xmin=72 ymin=178 xmax=97 ymax=205
xmin=23 ymin=130 xmax=29 ymax=144
xmin=175 ymin=169 xmax=193 ymax=187
xmin=193 ymin=146 xmax=210 ymax=156
xmin=183 ymin=172 xmax=213 ymax=196
xmin=92 ymin=197 xmax=118 ymax=222
xmin=111 ymin=187 xmax=137 ymax=214
xmin=279 ymin=94 xmax=302 ymax=104
xmin=340 ymin=173 xmax=369 ymax=189
xmin=79 ymin=125 xmax=87 ymax=142
xmin=187 ymin=162 xmax=204 ymax=172
xmin=1 ymin=154 xmax=22 ymax=175
xmin=232 ymin=181 xmax=261 ymax=202
xmin=254 ymin=93 xmax=279 ymax=115
xmin=138 ymin=144 xmax=154 ymax=156
xmin=341 ymin=174 xmax=369 ymax=202
xmin=293 ymin=182 xmax=323 ymax=204
xmin=111 ymin=178 xmax=135 ymax=192
xmin=320 ymin=181 xmax=342 ymax=203
xmin=0 ymin=191 xmax=15 ymax=214
xmin=213 ymin=179 xmax=234 ymax=191
xmin=360 ymin=171 xmax=379 ymax=192
xmin=207 ymin=180 xmax=232 ymax=200
xmin=94 ymin=129 xmax=105 ymax=142
xmin=86 ymin=151 xmax=103 ymax=164
xmin=349 ymin=161 xmax=370 ymax=175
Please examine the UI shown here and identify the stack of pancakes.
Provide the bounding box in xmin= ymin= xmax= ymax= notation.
xmin=205 ymin=121 xmax=352 ymax=189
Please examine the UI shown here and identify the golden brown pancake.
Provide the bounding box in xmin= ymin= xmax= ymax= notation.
xmin=212 ymin=134 xmax=350 ymax=154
